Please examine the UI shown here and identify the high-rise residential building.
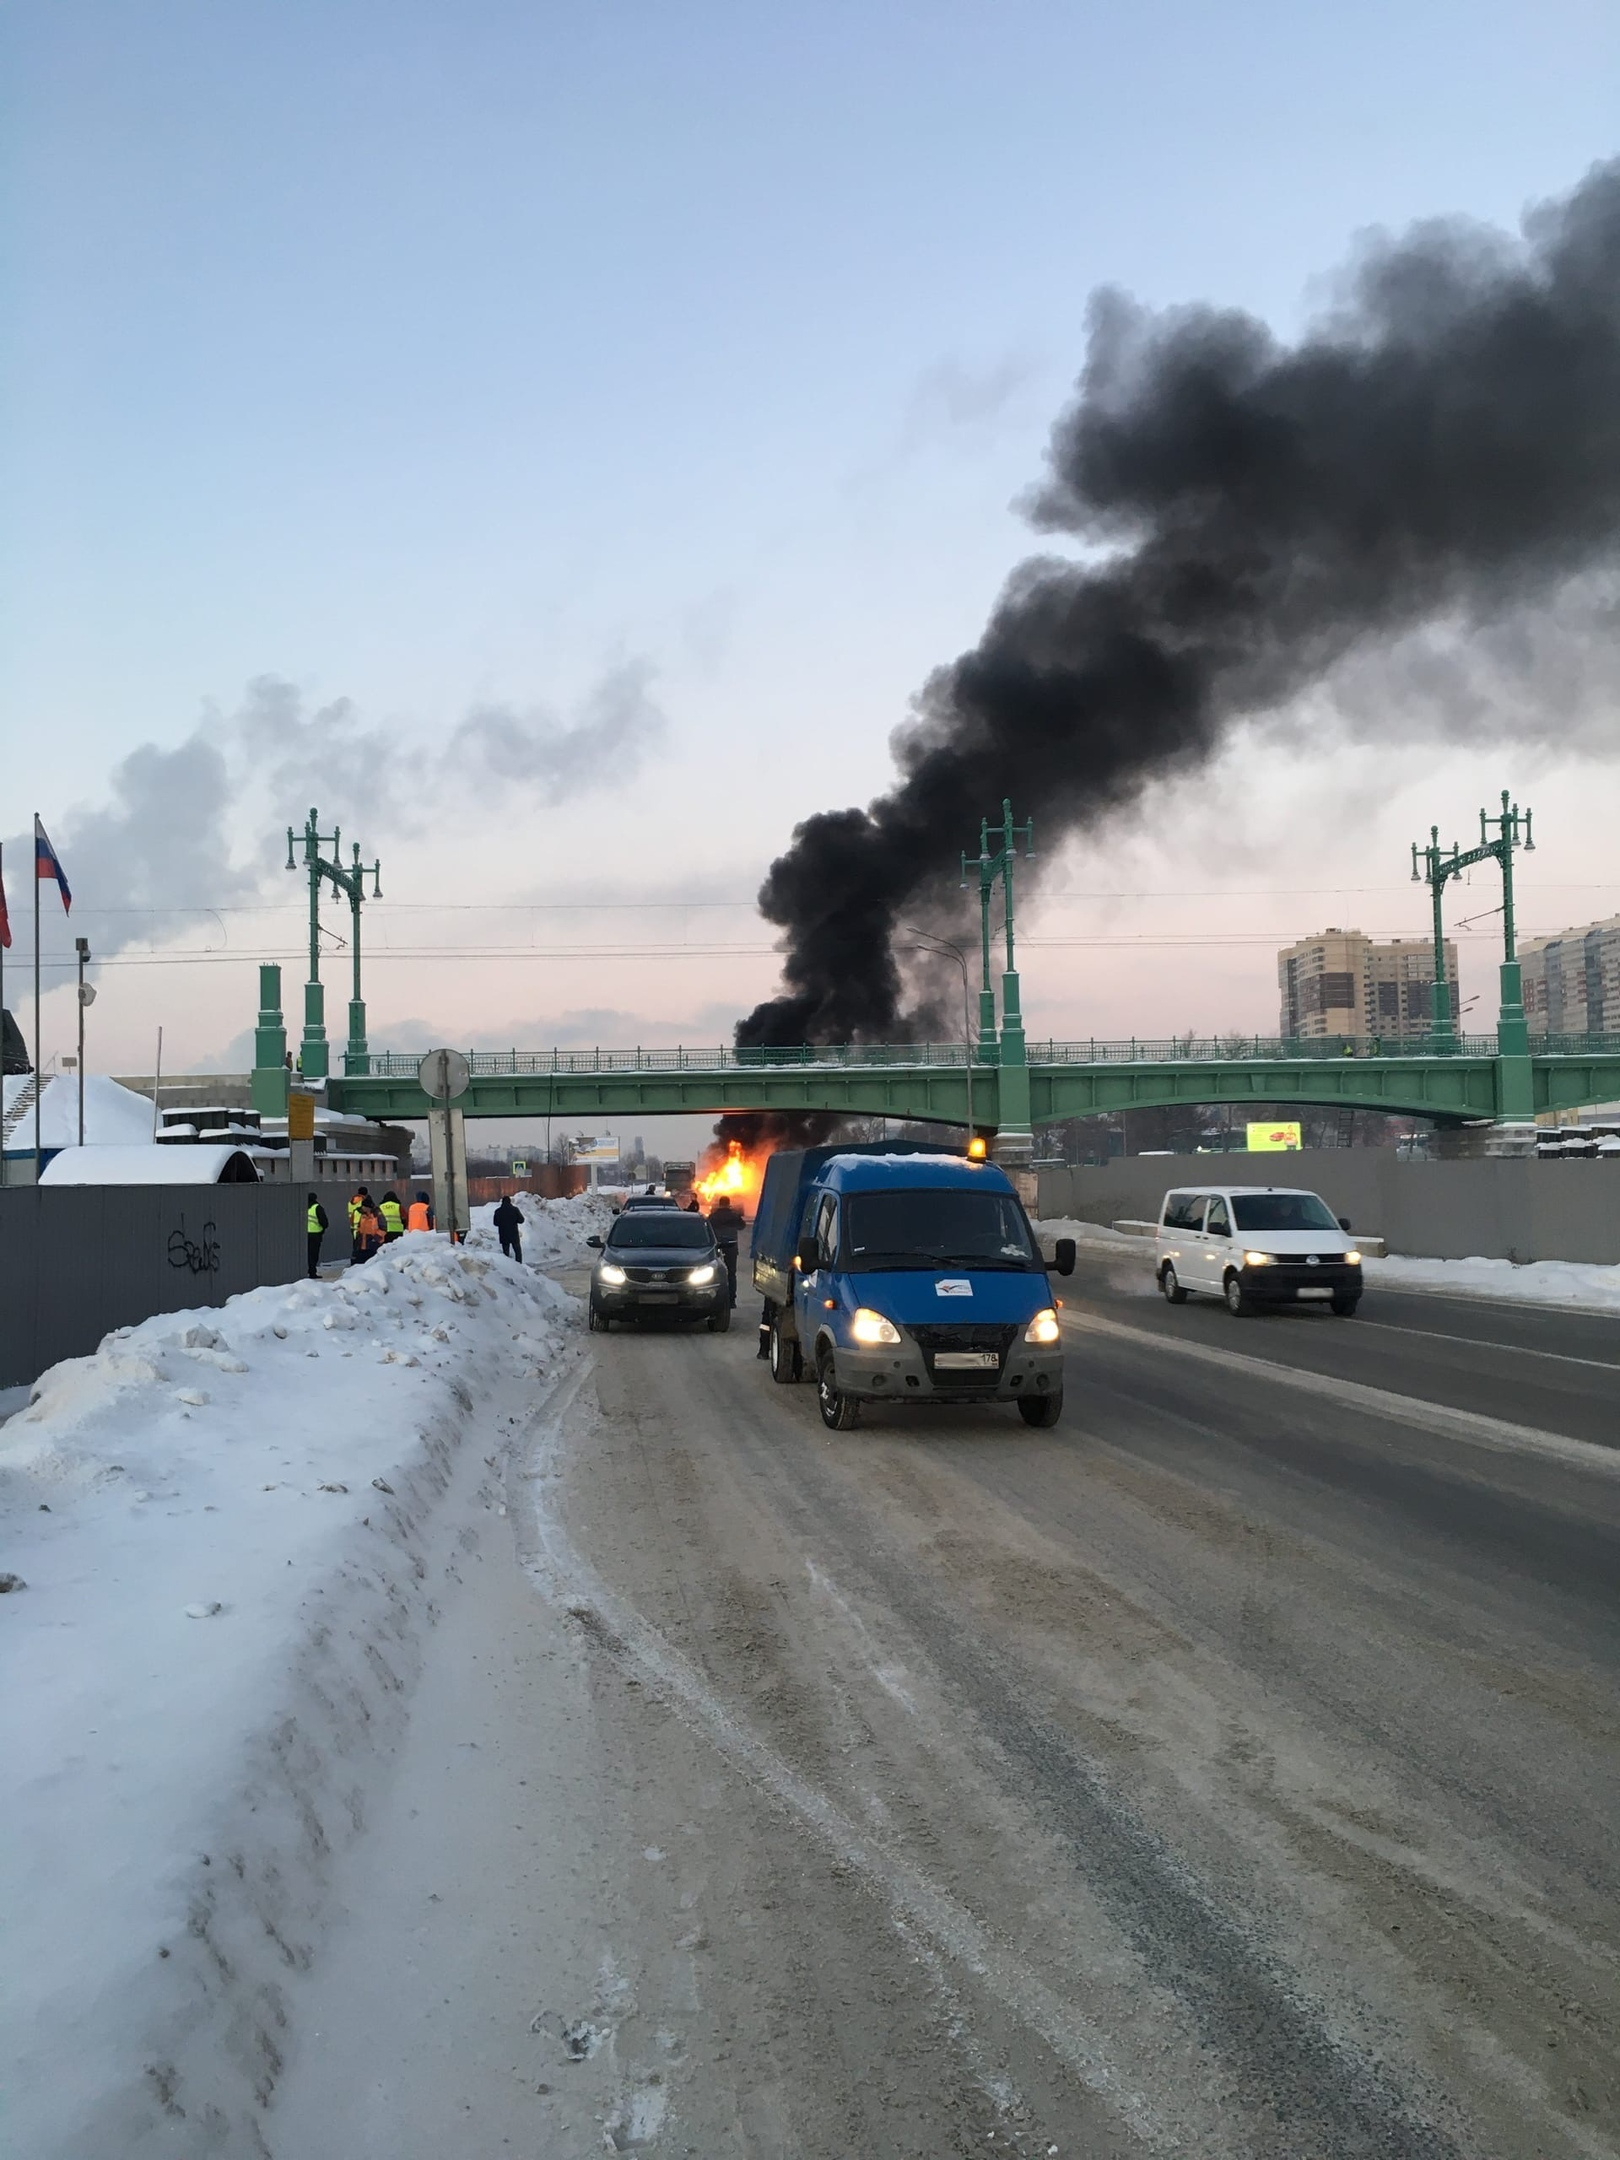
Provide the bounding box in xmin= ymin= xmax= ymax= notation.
xmin=1277 ymin=929 xmax=1460 ymax=1040
xmin=1519 ymin=915 xmax=1620 ymax=1037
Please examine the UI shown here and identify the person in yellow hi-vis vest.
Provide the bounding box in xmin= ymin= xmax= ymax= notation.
xmin=306 ymin=1195 xmax=328 ymax=1279
xmin=348 ymin=1186 xmax=370 ymax=1264
xmin=379 ymin=1192 xmax=405 ymax=1241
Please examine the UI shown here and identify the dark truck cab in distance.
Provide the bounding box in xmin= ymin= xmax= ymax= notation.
xmin=752 ymin=1144 xmax=1075 ymax=1430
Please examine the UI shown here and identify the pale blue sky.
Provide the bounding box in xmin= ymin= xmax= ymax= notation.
xmin=3 ymin=2 xmax=1618 ymax=1086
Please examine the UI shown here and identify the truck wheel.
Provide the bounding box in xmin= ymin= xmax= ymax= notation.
xmin=1223 ymin=1272 xmax=1252 ymax=1317
xmin=770 ymin=1315 xmax=803 ymax=1384
xmin=1018 ymin=1390 xmax=1063 ymax=1428
xmin=706 ymin=1303 xmax=731 ymax=1333
xmin=588 ymin=1298 xmax=609 ymax=1333
xmin=1160 ymin=1264 xmax=1189 ymax=1305
xmin=817 ymin=1351 xmax=860 ymax=1430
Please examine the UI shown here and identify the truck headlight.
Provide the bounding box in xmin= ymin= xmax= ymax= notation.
xmin=1242 ymin=1251 xmax=1274 ymax=1267
xmin=1023 ymin=1308 xmax=1061 ymax=1344
xmin=598 ymin=1262 xmax=627 ymax=1285
xmin=851 ymin=1307 xmax=901 ymax=1346
xmin=687 ymin=1263 xmax=716 ymax=1285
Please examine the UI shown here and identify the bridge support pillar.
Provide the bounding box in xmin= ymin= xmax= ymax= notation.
xmin=251 ymin=964 xmax=289 ymax=1117
xmin=994 ymin=969 xmax=1034 ymax=1164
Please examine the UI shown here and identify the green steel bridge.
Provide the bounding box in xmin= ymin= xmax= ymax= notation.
xmin=249 ymin=957 xmax=1620 ymax=1137
xmin=254 ymin=792 xmax=1612 ymax=1147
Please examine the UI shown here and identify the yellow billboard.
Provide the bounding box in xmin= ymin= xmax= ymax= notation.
xmin=1246 ymin=1121 xmax=1302 ymax=1152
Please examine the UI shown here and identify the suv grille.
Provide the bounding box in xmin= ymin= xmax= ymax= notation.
xmin=907 ymin=1321 xmax=1019 ymax=1387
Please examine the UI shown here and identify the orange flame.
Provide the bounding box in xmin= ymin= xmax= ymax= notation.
xmin=693 ymin=1138 xmax=768 ymax=1214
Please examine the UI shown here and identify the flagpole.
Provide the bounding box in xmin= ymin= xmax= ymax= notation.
xmin=0 ymin=839 xmax=7 ymax=1191
xmin=33 ymin=815 xmax=42 ymax=1185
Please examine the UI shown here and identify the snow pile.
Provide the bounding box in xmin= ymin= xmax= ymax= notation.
xmin=466 ymin=1187 xmax=617 ymax=1268
xmin=1363 ymin=1253 xmax=1620 ymax=1310
xmin=0 ymin=1234 xmax=581 ymax=2157
xmin=2 ymin=1072 xmax=158 ymax=1151
xmin=1034 ymin=1214 xmax=1620 ymax=1313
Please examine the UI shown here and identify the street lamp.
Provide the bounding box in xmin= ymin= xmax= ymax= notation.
xmin=74 ymin=937 xmax=93 ymax=1145
xmin=899 ymin=924 xmax=977 ymax=1142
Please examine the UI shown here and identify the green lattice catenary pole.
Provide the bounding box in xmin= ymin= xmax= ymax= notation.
xmin=1410 ymin=790 xmax=1534 ymax=1056
xmin=285 ymin=809 xmax=382 ymax=1080
xmin=960 ymin=798 xmax=1034 ymax=1159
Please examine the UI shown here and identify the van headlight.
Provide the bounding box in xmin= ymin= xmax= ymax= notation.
xmin=851 ymin=1307 xmax=901 ymax=1346
xmin=1344 ymin=1250 xmax=1361 ymax=1266
xmin=1023 ymin=1308 xmax=1061 ymax=1344
xmin=687 ymin=1263 xmax=716 ymax=1285
xmin=1242 ymin=1251 xmax=1274 ymax=1267
xmin=598 ymin=1262 xmax=627 ymax=1285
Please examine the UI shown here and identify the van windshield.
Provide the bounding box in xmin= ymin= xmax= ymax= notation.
xmin=1230 ymin=1193 xmax=1341 ymax=1233
xmin=843 ymin=1189 xmax=1038 ymax=1271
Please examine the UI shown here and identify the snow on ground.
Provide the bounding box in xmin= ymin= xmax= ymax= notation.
xmin=464 ymin=1187 xmax=617 ymax=1266
xmin=1 ymin=1227 xmax=588 ymax=2157
xmin=1034 ymin=1215 xmax=1620 ymax=1313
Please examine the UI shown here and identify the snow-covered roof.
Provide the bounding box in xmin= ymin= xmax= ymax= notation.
xmin=3 ymin=1074 xmax=158 ymax=1152
xmin=40 ymin=1145 xmax=261 ymax=1186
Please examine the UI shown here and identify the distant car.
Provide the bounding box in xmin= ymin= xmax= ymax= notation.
xmin=587 ymin=1209 xmax=729 ymax=1332
xmin=1155 ymin=1185 xmax=1362 ymax=1317
xmin=618 ymin=1191 xmax=682 ymax=1211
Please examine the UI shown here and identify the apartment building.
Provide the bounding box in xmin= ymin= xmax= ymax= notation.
xmin=1520 ymin=915 xmax=1620 ymax=1037
xmin=1278 ymin=929 xmax=1460 ymax=1040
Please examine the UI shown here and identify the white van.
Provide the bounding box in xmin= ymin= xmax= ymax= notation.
xmin=1155 ymin=1185 xmax=1362 ymax=1317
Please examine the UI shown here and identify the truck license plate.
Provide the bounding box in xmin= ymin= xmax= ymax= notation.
xmin=934 ymin=1351 xmax=1000 ymax=1370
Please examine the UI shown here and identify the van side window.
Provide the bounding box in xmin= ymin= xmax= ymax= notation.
xmin=815 ymin=1195 xmax=839 ymax=1267
xmin=1163 ymin=1193 xmax=1197 ymax=1230
xmin=1206 ymin=1197 xmax=1231 ymax=1238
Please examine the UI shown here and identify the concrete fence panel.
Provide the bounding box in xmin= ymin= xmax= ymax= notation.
xmin=0 ymin=1184 xmax=306 ymax=1389
xmin=1035 ymin=1152 xmax=1620 ymax=1265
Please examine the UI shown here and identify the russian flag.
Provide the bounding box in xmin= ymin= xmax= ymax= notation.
xmin=35 ymin=816 xmax=71 ymax=913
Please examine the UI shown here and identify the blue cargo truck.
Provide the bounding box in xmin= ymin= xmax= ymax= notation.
xmin=751 ymin=1143 xmax=1076 ymax=1429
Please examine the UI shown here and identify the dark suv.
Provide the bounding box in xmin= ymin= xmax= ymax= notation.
xmin=587 ymin=1210 xmax=729 ymax=1332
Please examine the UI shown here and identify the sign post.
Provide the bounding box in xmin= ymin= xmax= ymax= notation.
xmin=287 ymin=1088 xmax=317 ymax=1184
xmin=419 ymin=1049 xmax=471 ymax=1239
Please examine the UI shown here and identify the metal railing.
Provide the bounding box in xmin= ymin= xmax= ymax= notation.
xmin=345 ymin=1030 xmax=1589 ymax=1081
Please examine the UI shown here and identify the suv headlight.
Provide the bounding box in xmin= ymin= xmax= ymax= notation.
xmin=598 ymin=1262 xmax=627 ymax=1285
xmin=1023 ymin=1308 xmax=1061 ymax=1344
xmin=1242 ymin=1250 xmax=1274 ymax=1267
xmin=851 ymin=1307 xmax=901 ymax=1346
xmin=687 ymin=1263 xmax=716 ymax=1285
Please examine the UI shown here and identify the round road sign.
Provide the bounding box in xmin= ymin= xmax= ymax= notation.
xmin=417 ymin=1047 xmax=470 ymax=1101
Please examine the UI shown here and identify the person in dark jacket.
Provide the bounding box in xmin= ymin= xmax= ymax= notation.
xmin=493 ymin=1193 xmax=526 ymax=1263
xmin=706 ymin=1196 xmax=745 ymax=1306
xmin=306 ymin=1195 xmax=328 ymax=1279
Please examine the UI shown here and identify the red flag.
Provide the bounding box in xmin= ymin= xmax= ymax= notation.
xmin=34 ymin=817 xmax=71 ymax=913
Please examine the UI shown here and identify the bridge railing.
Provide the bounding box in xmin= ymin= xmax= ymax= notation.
xmin=352 ymin=1032 xmax=1529 ymax=1080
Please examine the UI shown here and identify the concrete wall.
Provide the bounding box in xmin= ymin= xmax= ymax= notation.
xmin=1035 ymin=1151 xmax=1620 ymax=1264
xmin=0 ymin=1183 xmax=307 ymax=1388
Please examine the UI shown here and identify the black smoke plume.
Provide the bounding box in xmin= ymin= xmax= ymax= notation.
xmin=740 ymin=158 xmax=1620 ymax=1051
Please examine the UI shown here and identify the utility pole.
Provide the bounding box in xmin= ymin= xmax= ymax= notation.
xmin=1410 ymin=791 xmax=1534 ymax=1052
xmin=286 ymin=809 xmax=382 ymax=1082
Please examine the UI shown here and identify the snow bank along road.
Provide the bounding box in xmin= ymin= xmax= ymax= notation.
xmin=9 ymin=1210 xmax=1619 ymax=2156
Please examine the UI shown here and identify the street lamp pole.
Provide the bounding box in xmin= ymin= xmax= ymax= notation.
xmin=74 ymin=936 xmax=91 ymax=1145
xmin=900 ymin=925 xmax=976 ymax=1141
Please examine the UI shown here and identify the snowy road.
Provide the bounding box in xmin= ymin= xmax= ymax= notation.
xmin=266 ymin=1253 xmax=1620 ymax=2160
